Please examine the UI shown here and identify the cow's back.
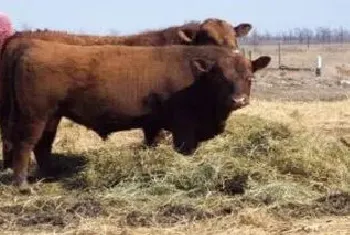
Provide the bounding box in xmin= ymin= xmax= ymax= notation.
xmin=14 ymin=23 xmax=200 ymax=47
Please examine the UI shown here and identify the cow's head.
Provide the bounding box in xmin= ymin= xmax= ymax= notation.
xmin=223 ymin=54 xmax=271 ymax=111
xmin=178 ymin=18 xmax=251 ymax=49
xmin=169 ymin=53 xmax=270 ymax=155
xmin=190 ymin=53 xmax=270 ymax=112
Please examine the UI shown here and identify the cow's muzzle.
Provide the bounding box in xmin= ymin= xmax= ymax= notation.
xmin=231 ymin=95 xmax=249 ymax=110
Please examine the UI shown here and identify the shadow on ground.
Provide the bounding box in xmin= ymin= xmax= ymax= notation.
xmin=0 ymin=153 xmax=88 ymax=186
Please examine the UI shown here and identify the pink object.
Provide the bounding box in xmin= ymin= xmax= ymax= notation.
xmin=0 ymin=12 xmax=13 ymax=48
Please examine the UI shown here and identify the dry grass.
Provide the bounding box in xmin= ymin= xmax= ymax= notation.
xmin=0 ymin=99 xmax=349 ymax=234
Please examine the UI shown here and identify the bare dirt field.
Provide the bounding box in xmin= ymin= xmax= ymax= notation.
xmin=246 ymin=44 xmax=350 ymax=101
xmin=0 ymin=44 xmax=349 ymax=234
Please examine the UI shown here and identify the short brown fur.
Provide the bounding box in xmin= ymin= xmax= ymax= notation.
xmin=1 ymin=37 xmax=270 ymax=187
xmin=0 ymin=19 xmax=252 ymax=170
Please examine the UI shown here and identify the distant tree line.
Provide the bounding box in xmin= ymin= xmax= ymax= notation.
xmin=240 ymin=27 xmax=350 ymax=46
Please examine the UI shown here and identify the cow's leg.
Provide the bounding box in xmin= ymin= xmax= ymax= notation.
xmin=142 ymin=123 xmax=163 ymax=147
xmin=171 ymin=114 xmax=197 ymax=155
xmin=142 ymin=93 xmax=166 ymax=147
xmin=11 ymin=118 xmax=47 ymax=191
xmin=1 ymin=96 xmax=14 ymax=169
xmin=1 ymin=120 xmax=13 ymax=169
xmin=33 ymin=115 xmax=61 ymax=176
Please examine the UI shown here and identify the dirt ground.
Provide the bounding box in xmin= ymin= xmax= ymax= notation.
xmin=280 ymin=216 xmax=350 ymax=235
xmin=244 ymin=44 xmax=350 ymax=102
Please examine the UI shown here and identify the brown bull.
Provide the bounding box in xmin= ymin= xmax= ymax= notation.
xmin=0 ymin=18 xmax=252 ymax=170
xmin=1 ymin=37 xmax=270 ymax=189
xmin=16 ymin=19 xmax=251 ymax=47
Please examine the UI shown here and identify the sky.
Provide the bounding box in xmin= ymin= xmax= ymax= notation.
xmin=0 ymin=1 xmax=349 ymax=36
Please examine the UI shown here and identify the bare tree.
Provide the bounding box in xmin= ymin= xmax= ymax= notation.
xmin=21 ymin=23 xmax=31 ymax=30
xmin=300 ymin=28 xmax=313 ymax=48
xmin=339 ymin=27 xmax=344 ymax=44
xmin=293 ymin=28 xmax=301 ymax=44
xmin=109 ymin=29 xmax=120 ymax=36
xmin=241 ymin=25 xmax=350 ymax=46
xmin=250 ymin=29 xmax=260 ymax=47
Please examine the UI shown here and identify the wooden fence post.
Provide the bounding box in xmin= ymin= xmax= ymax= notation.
xmin=248 ymin=50 xmax=252 ymax=61
xmin=278 ymin=42 xmax=281 ymax=69
xmin=241 ymin=48 xmax=246 ymax=57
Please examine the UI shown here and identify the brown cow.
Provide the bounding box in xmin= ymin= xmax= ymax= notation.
xmin=1 ymin=37 xmax=270 ymax=189
xmin=16 ymin=19 xmax=251 ymax=48
xmin=0 ymin=18 xmax=252 ymax=170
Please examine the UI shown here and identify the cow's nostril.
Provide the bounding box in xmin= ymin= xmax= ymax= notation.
xmin=233 ymin=97 xmax=246 ymax=105
xmin=231 ymin=96 xmax=250 ymax=109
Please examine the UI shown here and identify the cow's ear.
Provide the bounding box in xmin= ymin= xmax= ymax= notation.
xmin=190 ymin=58 xmax=216 ymax=77
xmin=178 ymin=29 xmax=195 ymax=43
xmin=234 ymin=23 xmax=252 ymax=37
xmin=252 ymin=56 xmax=271 ymax=73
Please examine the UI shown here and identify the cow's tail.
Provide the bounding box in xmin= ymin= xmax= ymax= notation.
xmin=0 ymin=34 xmax=21 ymax=167
xmin=0 ymin=33 xmax=21 ymax=122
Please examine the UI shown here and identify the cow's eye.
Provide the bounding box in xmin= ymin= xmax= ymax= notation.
xmin=205 ymin=36 xmax=217 ymax=45
xmin=200 ymin=31 xmax=218 ymax=44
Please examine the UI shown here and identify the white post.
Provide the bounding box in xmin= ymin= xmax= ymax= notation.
xmin=315 ymin=55 xmax=322 ymax=77
xmin=317 ymin=56 xmax=322 ymax=69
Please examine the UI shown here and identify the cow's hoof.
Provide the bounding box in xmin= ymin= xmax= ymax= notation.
xmin=18 ymin=185 xmax=35 ymax=195
xmin=12 ymin=179 xmax=35 ymax=195
xmin=2 ymin=158 xmax=13 ymax=169
xmin=2 ymin=164 xmax=12 ymax=170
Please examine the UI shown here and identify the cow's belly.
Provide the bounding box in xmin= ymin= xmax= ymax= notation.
xmin=61 ymin=105 xmax=148 ymax=138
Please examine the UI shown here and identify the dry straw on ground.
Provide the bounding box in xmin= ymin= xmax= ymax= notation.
xmin=1 ymin=99 xmax=349 ymax=234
